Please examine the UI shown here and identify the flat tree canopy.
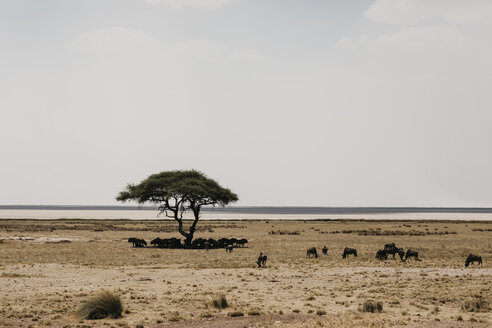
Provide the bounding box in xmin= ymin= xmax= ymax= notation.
xmin=116 ymin=170 xmax=238 ymax=246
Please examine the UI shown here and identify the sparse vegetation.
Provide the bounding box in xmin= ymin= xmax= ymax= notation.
xmin=359 ymin=300 xmax=383 ymax=313
xmin=76 ymin=290 xmax=123 ymax=320
xmin=212 ymin=295 xmax=228 ymax=309
xmin=0 ymin=219 xmax=490 ymax=327
xmin=462 ymin=296 xmax=490 ymax=312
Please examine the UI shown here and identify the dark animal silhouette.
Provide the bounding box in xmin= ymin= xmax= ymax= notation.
xmin=128 ymin=238 xmax=146 ymax=248
xmin=405 ymin=249 xmax=419 ymax=261
xmin=237 ymin=238 xmax=248 ymax=247
xmin=218 ymin=238 xmax=231 ymax=248
xmin=150 ymin=238 xmax=162 ymax=247
xmin=376 ymin=249 xmax=388 ymax=260
xmin=397 ymin=248 xmax=406 ymax=261
xmin=226 ymin=245 xmax=234 ymax=252
xmin=342 ymin=247 xmax=357 ymax=259
xmin=465 ymin=254 xmax=482 ymax=267
xmin=322 ymin=246 xmax=328 ymax=255
xmin=383 ymin=243 xmax=401 ymax=259
xmin=257 ymin=252 xmax=267 ymax=268
xmin=307 ymin=247 xmax=318 ymax=258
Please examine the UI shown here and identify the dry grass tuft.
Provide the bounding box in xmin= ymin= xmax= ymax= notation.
xmin=462 ymin=296 xmax=490 ymax=312
xmin=212 ymin=294 xmax=228 ymax=309
xmin=359 ymin=300 xmax=383 ymax=313
xmin=76 ymin=290 xmax=123 ymax=320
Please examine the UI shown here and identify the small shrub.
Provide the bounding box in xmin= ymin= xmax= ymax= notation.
xmin=76 ymin=290 xmax=123 ymax=320
xmin=359 ymin=300 xmax=383 ymax=313
xmin=316 ymin=310 xmax=326 ymax=315
xmin=212 ymin=295 xmax=228 ymax=309
xmin=248 ymin=310 xmax=260 ymax=316
xmin=168 ymin=312 xmax=181 ymax=322
xmin=227 ymin=311 xmax=244 ymax=317
xmin=462 ymin=296 xmax=490 ymax=312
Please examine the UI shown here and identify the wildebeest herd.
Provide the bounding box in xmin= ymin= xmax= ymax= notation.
xmin=305 ymin=243 xmax=482 ymax=267
xmin=129 ymin=237 xmax=248 ymax=250
xmin=128 ymin=237 xmax=483 ymax=268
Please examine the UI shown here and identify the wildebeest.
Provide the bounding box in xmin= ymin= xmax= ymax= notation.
xmin=465 ymin=254 xmax=482 ymax=267
xmin=383 ymin=243 xmax=401 ymax=259
xmin=307 ymin=247 xmax=318 ymax=258
xmin=225 ymin=245 xmax=234 ymax=252
xmin=397 ymin=248 xmax=405 ymax=261
xmin=218 ymin=238 xmax=231 ymax=248
xmin=150 ymin=237 xmax=162 ymax=247
xmin=376 ymin=249 xmax=388 ymax=260
xmin=405 ymin=249 xmax=419 ymax=261
xmin=237 ymin=238 xmax=248 ymax=247
xmin=149 ymin=237 xmax=182 ymax=248
xmin=128 ymin=238 xmax=146 ymax=248
xmin=322 ymin=246 xmax=328 ymax=255
xmin=257 ymin=252 xmax=267 ymax=268
xmin=342 ymin=247 xmax=357 ymax=258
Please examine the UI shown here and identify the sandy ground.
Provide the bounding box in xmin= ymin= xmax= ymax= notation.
xmin=0 ymin=219 xmax=490 ymax=327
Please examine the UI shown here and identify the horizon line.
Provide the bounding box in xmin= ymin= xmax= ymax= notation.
xmin=1 ymin=205 xmax=492 ymax=214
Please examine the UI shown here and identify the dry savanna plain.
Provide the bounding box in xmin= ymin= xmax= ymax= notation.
xmin=0 ymin=219 xmax=491 ymax=328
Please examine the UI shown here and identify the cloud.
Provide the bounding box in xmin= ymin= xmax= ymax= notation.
xmin=68 ymin=27 xmax=160 ymax=56
xmin=230 ymin=49 xmax=266 ymax=62
xmin=365 ymin=0 xmax=492 ymax=25
xmin=139 ymin=0 xmax=232 ymax=9
xmin=335 ymin=35 xmax=370 ymax=49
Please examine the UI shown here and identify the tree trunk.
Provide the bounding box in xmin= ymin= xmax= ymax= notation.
xmin=174 ymin=205 xmax=202 ymax=248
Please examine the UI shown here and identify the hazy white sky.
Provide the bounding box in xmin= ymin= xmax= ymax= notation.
xmin=1 ymin=0 xmax=491 ymax=206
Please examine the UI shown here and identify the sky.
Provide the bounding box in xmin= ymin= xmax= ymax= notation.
xmin=0 ymin=0 xmax=491 ymax=207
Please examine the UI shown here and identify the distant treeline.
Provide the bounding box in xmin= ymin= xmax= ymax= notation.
xmin=1 ymin=205 xmax=492 ymax=214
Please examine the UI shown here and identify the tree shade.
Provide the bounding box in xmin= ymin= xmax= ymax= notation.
xmin=116 ymin=170 xmax=238 ymax=246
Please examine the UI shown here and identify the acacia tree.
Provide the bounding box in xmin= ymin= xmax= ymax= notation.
xmin=116 ymin=170 xmax=238 ymax=247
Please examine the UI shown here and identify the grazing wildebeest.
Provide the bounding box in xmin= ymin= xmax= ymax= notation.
xmin=128 ymin=238 xmax=146 ymax=247
xmin=237 ymin=238 xmax=248 ymax=247
xmin=322 ymin=246 xmax=328 ymax=255
xmin=257 ymin=252 xmax=267 ymax=268
xmin=307 ymin=247 xmax=318 ymax=258
xmin=376 ymin=249 xmax=388 ymax=260
xmin=465 ymin=254 xmax=482 ymax=267
xmin=204 ymin=241 xmax=210 ymax=251
xmin=405 ymin=249 xmax=419 ymax=261
xmin=383 ymin=243 xmax=400 ymax=259
xmin=225 ymin=245 xmax=234 ymax=252
xmin=342 ymin=247 xmax=357 ymax=258
xmin=397 ymin=248 xmax=406 ymax=261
